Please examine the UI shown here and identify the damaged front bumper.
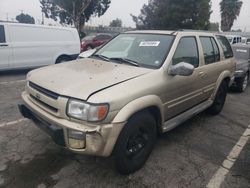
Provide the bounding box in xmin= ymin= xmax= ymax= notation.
xmin=19 ymin=92 xmax=125 ymax=157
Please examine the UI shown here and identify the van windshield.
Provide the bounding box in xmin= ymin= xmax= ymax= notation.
xmin=94 ymin=33 xmax=175 ymax=69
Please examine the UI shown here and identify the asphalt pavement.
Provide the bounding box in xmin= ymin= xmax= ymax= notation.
xmin=0 ymin=70 xmax=249 ymax=188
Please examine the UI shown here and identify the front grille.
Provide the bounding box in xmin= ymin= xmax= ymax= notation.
xmin=30 ymin=94 xmax=58 ymax=113
xmin=29 ymin=82 xmax=59 ymax=100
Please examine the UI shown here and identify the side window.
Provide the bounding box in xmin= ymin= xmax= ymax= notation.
xmin=200 ymin=37 xmax=216 ymax=65
xmin=0 ymin=25 xmax=6 ymax=43
xmin=172 ymin=37 xmax=199 ymax=68
xmin=216 ymin=35 xmax=234 ymax=59
xmin=211 ymin=38 xmax=220 ymax=62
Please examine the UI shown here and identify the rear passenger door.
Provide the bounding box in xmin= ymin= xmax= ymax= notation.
xmin=198 ymin=36 xmax=228 ymax=99
xmin=0 ymin=25 xmax=12 ymax=70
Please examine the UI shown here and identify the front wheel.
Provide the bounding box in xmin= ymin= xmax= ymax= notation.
xmin=113 ymin=112 xmax=157 ymax=175
xmin=207 ymin=81 xmax=228 ymax=115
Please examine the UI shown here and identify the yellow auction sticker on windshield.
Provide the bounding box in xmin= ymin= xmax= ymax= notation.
xmin=139 ymin=41 xmax=160 ymax=47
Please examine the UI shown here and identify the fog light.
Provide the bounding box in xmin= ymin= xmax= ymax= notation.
xmin=68 ymin=129 xmax=86 ymax=149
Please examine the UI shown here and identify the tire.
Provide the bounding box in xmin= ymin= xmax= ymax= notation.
xmin=113 ymin=112 xmax=157 ymax=175
xmin=56 ymin=56 xmax=71 ymax=64
xmin=207 ymin=81 xmax=228 ymax=115
xmin=236 ymin=74 xmax=249 ymax=92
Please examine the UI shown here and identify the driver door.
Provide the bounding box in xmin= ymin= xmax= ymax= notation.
xmin=163 ymin=36 xmax=205 ymax=120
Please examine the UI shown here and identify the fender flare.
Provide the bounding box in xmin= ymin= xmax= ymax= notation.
xmin=210 ymin=70 xmax=232 ymax=100
xmin=112 ymin=95 xmax=164 ymax=124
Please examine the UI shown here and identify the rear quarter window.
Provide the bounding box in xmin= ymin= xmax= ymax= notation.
xmin=216 ymin=35 xmax=234 ymax=59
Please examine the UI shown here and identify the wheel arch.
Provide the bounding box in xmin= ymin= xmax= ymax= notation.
xmin=55 ymin=54 xmax=71 ymax=64
xmin=210 ymin=71 xmax=231 ymax=101
xmin=112 ymin=95 xmax=164 ymax=133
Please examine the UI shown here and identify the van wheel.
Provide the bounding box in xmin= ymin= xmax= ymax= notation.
xmin=56 ymin=56 xmax=71 ymax=64
xmin=237 ymin=74 xmax=249 ymax=92
xmin=113 ymin=112 xmax=157 ymax=175
xmin=207 ymin=81 xmax=228 ymax=115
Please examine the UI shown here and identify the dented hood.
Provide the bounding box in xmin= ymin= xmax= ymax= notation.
xmin=28 ymin=58 xmax=151 ymax=100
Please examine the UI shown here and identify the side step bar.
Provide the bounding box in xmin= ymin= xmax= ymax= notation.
xmin=162 ymin=100 xmax=213 ymax=132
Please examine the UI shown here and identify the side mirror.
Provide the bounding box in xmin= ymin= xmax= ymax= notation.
xmin=78 ymin=48 xmax=97 ymax=59
xmin=169 ymin=62 xmax=195 ymax=76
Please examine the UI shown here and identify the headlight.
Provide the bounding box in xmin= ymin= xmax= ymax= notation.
xmin=67 ymin=99 xmax=109 ymax=122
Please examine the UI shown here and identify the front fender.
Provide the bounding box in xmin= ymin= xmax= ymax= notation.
xmin=112 ymin=95 xmax=164 ymax=124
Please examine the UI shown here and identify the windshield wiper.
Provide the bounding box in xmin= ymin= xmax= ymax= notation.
xmin=90 ymin=54 xmax=110 ymax=62
xmin=110 ymin=58 xmax=140 ymax=67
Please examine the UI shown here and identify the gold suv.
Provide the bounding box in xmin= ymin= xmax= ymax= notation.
xmin=19 ymin=31 xmax=235 ymax=174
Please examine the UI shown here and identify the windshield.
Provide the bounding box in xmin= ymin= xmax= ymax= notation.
xmin=94 ymin=33 xmax=175 ymax=69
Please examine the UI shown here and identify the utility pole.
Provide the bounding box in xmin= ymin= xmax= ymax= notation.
xmin=6 ymin=13 xmax=9 ymax=21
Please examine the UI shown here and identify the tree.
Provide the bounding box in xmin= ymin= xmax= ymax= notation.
xmin=220 ymin=0 xmax=243 ymax=31
xmin=131 ymin=0 xmax=212 ymax=30
xmin=40 ymin=0 xmax=111 ymax=32
xmin=109 ymin=18 xmax=122 ymax=27
xmin=209 ymin=22 xmax=219 ymax=31
xmin=16 ymin=13 xmax=35 ymax=24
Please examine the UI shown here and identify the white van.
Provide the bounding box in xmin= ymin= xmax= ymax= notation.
xmin=226 ymin=35 xmax=242 ymax=45
xmin=0 ymin=22 xmax=80 ymax=71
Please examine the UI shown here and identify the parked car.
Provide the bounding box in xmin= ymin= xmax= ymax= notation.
xmin=231 ymin=43 xmax=250 ymax=92
xmin=0 ymin=22 xmax=80 ymax=71
xmin=80 ymin=33 xmax=113 ymax=52
xmin=226 ymin=35 xmax=242 ymax=45
xmin=19 ymin=31 xmax=235 ymax=174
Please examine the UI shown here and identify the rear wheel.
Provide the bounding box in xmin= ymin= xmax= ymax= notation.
xmin=207 ymin=81 xmax=228 ymax=115
xmin=113 ymin=112 xmax=157 ymax=175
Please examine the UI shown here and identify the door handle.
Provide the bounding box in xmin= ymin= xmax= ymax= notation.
xmin=199 ymin=71 xmax=205 ymax=77
xmin=0 ymin=44 xmax=8 ymax=47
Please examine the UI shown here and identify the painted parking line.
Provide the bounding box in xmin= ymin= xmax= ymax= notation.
xmin=206 ymin=124 xmax=250 ymax=188
xmin=0 ymin=80 xmax=26 ymax=85
xmin=0 ymin=118 xmax=28 ymax=128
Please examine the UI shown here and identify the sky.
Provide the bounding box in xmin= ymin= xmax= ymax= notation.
xmin=0 ymin=0 xmax=250 ymax=31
